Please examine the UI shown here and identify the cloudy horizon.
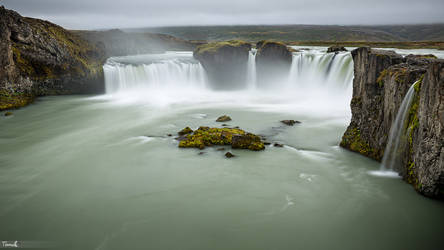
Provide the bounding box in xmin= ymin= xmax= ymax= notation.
xmin=3 ymin=0 xmax=444 ymax=30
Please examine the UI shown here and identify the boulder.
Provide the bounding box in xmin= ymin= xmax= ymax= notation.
xmin=178 ymin=127 xmax=193 ymax=136
xmin=216 ymin=115 xmax=232 ymax=122
xmin=193 ymin=41 xmax=251 ymax=89
xmin=255 ymin=41 xmax=293 ymax=87
xmin=281 ymin=120 xmax=301 ymax=126
xmin=225 ymin=152 xmax=235 ymax=158
xmin=327 ymin=46 xmax=347 ymax=53
xmin=231 ymin=133 xmax=265 ymax=151
xmin=178 ymin=126 xmax=265 ymax=151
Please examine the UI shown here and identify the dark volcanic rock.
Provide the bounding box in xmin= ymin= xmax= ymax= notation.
xmin=225 ymin=152 xmax=235 ymax=158
xmin=281 ymin=120 xmax=301 ymax=126
xmin=0 ymin=6 xmax=106 ymax=110
xmin=256 ymin=41 xmax=292 ymax=87
xmin=231 ymin=133 xmax=265 ymax=151
xmin=193 ymin=41 xmax=252 ymax=89
xmin=340 ymin=47 xmax=444 ymax=199
xmin=216 ymin=115 xmax=232 ymax=122
xmin=327 ymin=46 xmax=347 ymax=53
xmin=178 ymin=127 xmax=193 ymax=136
xmin=274 ymin=143 xmax=284 ymax=148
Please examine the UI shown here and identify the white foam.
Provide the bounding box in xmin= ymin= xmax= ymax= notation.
xmin=367 ymin=170 xmax=401 ymax=178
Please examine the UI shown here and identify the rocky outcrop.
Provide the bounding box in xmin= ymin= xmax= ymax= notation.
xmin=327 ymin=46 xmax=347 ymax=53
xmin=178 ymin=126 xmax=265 ymax=151
xmin=341 ymin=47 xmax=444 ymax=199
xmin=0 ymin=6 xmax=106 ymax=110
xmin=255 ymin=41 xmax=292 ymax=87
xmin=193 ymin=41 xmax=251 ymax=89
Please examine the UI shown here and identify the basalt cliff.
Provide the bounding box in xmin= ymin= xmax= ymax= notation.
xmin=341 ymin=47 xmax=444 ymax=199
xmin=193 ymin=40 xmax=293 ymax=89
xmin=0 ymin=6 xmax=106 ymax=110
xmin=0 ymin=6 xmax=197 ymax=110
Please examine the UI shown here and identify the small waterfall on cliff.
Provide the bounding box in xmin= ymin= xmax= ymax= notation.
xmin=371 ymin=81 xmax=418 ymax=177
xmin=246 ymin=49 xmax=257 ymax=89
xmin=287 ymin=50 xmax=353 ymax=91
xmin=103 ymin=52 xmax=207 ymax=94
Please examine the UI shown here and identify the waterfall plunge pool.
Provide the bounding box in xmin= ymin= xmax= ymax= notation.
xmin=0 ymin=48 xmax=443 ymax=250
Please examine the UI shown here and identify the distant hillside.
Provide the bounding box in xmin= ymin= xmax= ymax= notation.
xmin=129 ymin=24 xmax=444 ymax=42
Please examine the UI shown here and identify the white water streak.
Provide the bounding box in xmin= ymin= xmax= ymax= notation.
xmin=380 ymin=81 xmax=418 ymax=172
xmin=246 ymin=49 xmax=257 ymax=89
xmin=104 ymin=56 xmax=207 ymax=94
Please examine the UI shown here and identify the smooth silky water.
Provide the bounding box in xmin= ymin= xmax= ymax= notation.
xmin=0 ymin=48 xmax=443 ymax=250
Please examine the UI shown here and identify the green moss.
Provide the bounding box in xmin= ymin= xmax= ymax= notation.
xmin=340 ymin=127 xmax=378 ymax=159
xmin=11 ymin=18 xmax=104 ymax=81
xmin=194 ymin=40 xmax=251 ymax=55
xmin=404 ymin=75 xmax=423 ymax=189
xmin=376 ymin=69 xmax=389 ymax=87
xmin=256 ymin=40 xmax=287 ymax=49
xmin=0 ymin=89 xmax=35 ymax=111
xmin=178 ymin=127 xmax=193 ymax=136
xmin=178 ymin=126 xmax=265 ymax=151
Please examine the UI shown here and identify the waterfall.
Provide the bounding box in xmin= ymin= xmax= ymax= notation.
xmin=381 ymin=81 xmax=418 ymax=172
xmin=246 ymin=49 xmax=257 ymax=89
xmin=287 ymin=50 xmax=353 ymax=91
xmin=102 ymin=49 xmax=354 ymax=111
xmin=103 ymin=52 xmax=207 ymax=94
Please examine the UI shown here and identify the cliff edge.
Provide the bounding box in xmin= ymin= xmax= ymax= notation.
xmin=341 ymin=47 xmax=444 ymax=198
xmin=0 ymin=6 xmax=106 ymax=110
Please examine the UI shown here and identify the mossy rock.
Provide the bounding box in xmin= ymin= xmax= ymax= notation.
xmin=178 ymin=127 xmax=193 ymax=136
xmin=0 ymin=89 xmax=35 ymax=111
xmin=340 ymin=126 xmax=381 ymax=160
xmin=178 ymin=126 xmax=265 ymax=151
xmin=194 ymin=40 xmax=251 ymax=56
xmin=216 ymin=115 xmax=232 ymax=122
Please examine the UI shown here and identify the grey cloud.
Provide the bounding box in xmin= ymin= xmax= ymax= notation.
xmin=3 ymin=0 xmax=444 ymax=29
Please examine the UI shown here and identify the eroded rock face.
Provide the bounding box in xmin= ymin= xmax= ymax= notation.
xmin=341 ymin=47 xmax=444 ymax=198
xmin=255 ymin=41 xmax=292 ymax=87
xmin=178 ymin=126 xmax=265 ymax=151
xmin=193 ymin=41 xmax=252 ymax=89
xmin=327 ymin=46 xmax=347 ymax=53
xmin=0 ymin=6 xmax=106 ymax=110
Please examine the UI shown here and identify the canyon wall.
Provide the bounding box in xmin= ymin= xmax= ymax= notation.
xmin=0 ymin=6 xmax=106 ymax=110
xmin=193 ymin=41 xmax=252 ymax=89
xmin=0 ymin=6 xmax=199 ymax=110
xmin=255 ymin=41 xmax=293 ymax=87
xmin=341 ymin=47 xmax=444 ymax=199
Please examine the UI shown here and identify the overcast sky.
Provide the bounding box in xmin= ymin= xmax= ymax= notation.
xmin=3 ymin=0 xmax=444 ymax=29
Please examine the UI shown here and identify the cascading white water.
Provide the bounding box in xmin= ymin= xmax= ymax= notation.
xmin=104 ymin=49 xmax=353 ymax=94
xmin=102 ymin=49 xmax=354 ymax=113
xmin=287 ymin=50 xmax=354 ymax=91
xmin=246 ymin=49 xmax=257 ymax=89
xmin=103 ymin=52 xmax=207 ymax=94
xmin=381 ymin=82 xmax=418 ymax=171
xmin=369 ymin=81 xmax=418 ymax=177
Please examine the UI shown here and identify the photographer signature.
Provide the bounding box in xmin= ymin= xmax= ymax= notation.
xmin=1 ymin=241 xmax=20 ymax=248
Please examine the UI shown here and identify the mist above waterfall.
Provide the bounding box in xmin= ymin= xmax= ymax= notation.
xmin=102 ymin=47 xmax=353 ymax=118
